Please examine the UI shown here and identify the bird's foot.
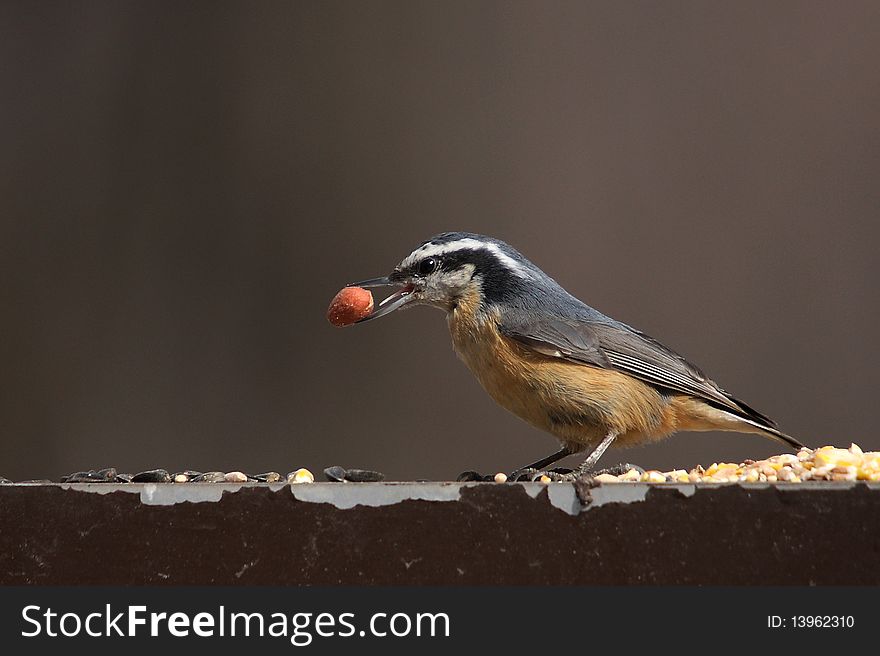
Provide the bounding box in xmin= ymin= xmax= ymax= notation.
xmin=512 ymin=463 xmax=647 ymax=483
xmin=508 ymin=467 xmax=574 ymax=482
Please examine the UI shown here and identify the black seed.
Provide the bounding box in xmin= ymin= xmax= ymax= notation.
xmin=63 ymin=471 xmax=108 ymax=483
xmin=252 ymin=472 xmax=282 ymax=483
xmin=131 ymin=469 xmax=171 ymax=483
xmin=456 ymin=470 xmax=483 ymax=482
xmin=344 ymin=469 xmax=385 ymax=483
xmin=190 ymin=471 xmax=226 ymax=483
xmin=323 ymin=466 xmax=347 ymax=482
xmin=96 ymin=467 xmax=118 ymax=481
xmin=115 ymin=473 xmax=133 ymax=483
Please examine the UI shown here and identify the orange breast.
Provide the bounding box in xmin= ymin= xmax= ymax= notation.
xmin=446 ymin=294 xmax=675 ymax=450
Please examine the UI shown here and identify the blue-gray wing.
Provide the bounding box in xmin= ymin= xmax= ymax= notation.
xmin=498 ymin=315 xmax=778 ymax=429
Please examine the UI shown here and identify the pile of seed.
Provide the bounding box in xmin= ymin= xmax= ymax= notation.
xmin=2 ymin=446 xmax=877 ymax=485
xmin=590 ymin=444 xmax=880 ymax=484
xmin=0 ymin=466 xmax=384 ymax=485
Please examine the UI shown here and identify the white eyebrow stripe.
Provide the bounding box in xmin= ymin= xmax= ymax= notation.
xmin=402 ymin=238 xmax=533 ymax=279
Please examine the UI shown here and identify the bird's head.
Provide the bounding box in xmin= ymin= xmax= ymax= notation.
xmin=350 ymin=232 xmax=540 ymax=322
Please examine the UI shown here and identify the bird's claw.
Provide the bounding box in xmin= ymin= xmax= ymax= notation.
xmin=508 ymin=467 xmax=577 ymax=482
xmin=508 ymin=467 xmax=538 ymax=481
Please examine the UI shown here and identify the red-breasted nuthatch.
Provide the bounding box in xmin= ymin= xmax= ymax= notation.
xmin=349 ymin=232 xmax=803 ymax=480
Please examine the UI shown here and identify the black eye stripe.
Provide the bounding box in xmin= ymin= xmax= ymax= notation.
xmin=428 ymin=248 xmax=528 ymax=302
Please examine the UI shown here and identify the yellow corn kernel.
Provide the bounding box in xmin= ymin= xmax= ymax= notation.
xmin=619 ymin=469 xmax=642 ymax=482
xmin=743 ymin=469 xmax=760 ymax=482
xmin=814 ymin=446 xmax=858 ymax=468
xmin=288 ymin=468 xmax=314 ymax=484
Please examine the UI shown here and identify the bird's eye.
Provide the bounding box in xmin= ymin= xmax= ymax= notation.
xmin=418 ymin=257 xmax=439 ymax=276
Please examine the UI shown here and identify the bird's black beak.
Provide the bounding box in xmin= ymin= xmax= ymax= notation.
xmin=347 ymin=276 xmax=415 ymax=323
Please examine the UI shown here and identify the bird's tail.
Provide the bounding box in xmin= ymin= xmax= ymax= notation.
xmin=734 ymin=415 xmax=805 ymax=451
xmin=712 ymin=394 xmax=805 ymax=451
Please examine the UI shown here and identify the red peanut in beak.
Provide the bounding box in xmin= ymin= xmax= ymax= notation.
xmin=327 ymin=287 xmax=375 ymax=327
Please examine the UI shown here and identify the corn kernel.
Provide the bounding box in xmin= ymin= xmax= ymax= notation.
xmin=288 ymin=468 xmax=314 ymax=484
xmin=619 ymin=468 xmax=641 ymax=482
xmin=641 ymin=470 xmax=666 ymax=483
xmin=814 ymin=446 xmax=858 ymax=468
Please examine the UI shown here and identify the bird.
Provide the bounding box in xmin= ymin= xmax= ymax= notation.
xmin=347 ymin=232 xmax=802 ymax=480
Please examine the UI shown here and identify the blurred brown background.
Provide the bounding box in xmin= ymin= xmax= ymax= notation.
xmin=1 ymin=1 xmax=878 ymax=481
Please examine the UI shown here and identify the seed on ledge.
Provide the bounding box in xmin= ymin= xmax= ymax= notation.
xmin=224 ymin=471 xmax=248 ymax=483
xmin=538 ymin=475 xmax=552 ymax=484
xmin=494 ymin=472 xmax=508 ymax=483
xmin=323 ymin=466 xmax=347 ymax=482
xmin=62 ymin=470 xmax=110 ymax=483
xmin=130 ymin=469 xmax=171 ymax=483
xmin=253 ymin=472 xmax=282 ymax=483
xmin=288 ymin=468 xmax=314 ymax=484
xmin=0 ymin=477 xmax=12 ymax=485
xmin=619 ymin=469 xmax=641 ymax=482
xmin=115 ymin=473 xmax=133 ymax=483
xmin=95 ymin=468 xmax=118 ymax=481
xmin=813 ymin=446 xmax=859 ymax=468
xmin=172 ymin=470 xmax=202 ymax=483
xmin=190 ymin=471 xmax=227 ymax=483
xmin=344 ymin=469 xmax=384 ymax=483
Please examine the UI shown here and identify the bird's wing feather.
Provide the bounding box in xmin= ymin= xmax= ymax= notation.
xmin=499 ymin=315 xmax=777 ymax=429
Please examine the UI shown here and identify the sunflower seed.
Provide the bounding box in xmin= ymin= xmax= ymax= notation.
xmin=323 ymin=466 xmax=347 ymax=482
xmin=190 ymin=471 xmax=226 ymax=483
xmin=130 ymin=469 xmax=171 ymax=483
xmin=344 ymin=469 xmax=384 ymax=482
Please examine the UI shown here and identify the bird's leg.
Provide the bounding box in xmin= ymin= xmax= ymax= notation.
xmin=550 ymin=431 xmax=618 ymax=482
xmin=509 ymin=446 xmax=573 ymax=481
